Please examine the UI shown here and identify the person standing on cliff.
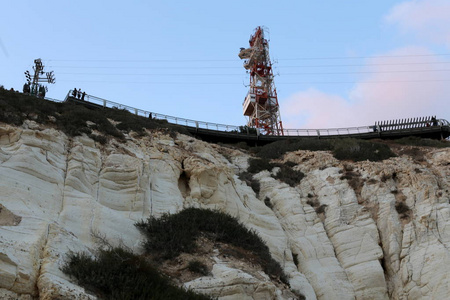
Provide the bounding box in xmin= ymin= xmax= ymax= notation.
xmin=23 ymin=82 xmax=30 ymax=94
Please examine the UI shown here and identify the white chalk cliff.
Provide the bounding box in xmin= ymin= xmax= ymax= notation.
xmin=0 ymin=120 xmax=449 ymax=299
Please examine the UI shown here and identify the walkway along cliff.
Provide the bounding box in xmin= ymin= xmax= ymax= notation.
xmin=63 ymin=90 xmax=450 ymax=145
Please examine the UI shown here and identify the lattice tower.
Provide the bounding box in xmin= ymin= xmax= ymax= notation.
xmin=238 ymin=26 xmax=283 ymax=135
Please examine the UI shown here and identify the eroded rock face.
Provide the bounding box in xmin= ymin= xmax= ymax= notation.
xmin=0 ymin=122 xmax=449 ymax=300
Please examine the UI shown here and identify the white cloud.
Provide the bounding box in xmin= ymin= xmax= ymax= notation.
xmin=279 ymin=1 xmax=450 ymax=130
xmin=281 ymin=88 xmax=352 ymax=129
xmin=281 ymin=47 xmax=450 ymax=129
xmin=385 ymin=0 xmax=450 ymax=47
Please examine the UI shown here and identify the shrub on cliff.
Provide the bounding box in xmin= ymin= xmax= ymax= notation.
xmin=253 ymin=138 xmax=395 ymax=162
xmin=254 ymin=139 xmax=333 ymax=160
xmin=244 ymin=158 xmax=305 ymax=187
xmin=62 ymin=247 xmax=211 ymax=300
xmin=273 ymin=164 xmax=305 ymax=187
xmin=247 ymin=157 xmax=274 ymax=174
xmin=135 ymin=208 xmax=286 ymax=281
xmin=187 ymin=260 xmax=209 ymax=276
xmin=238 ymin=171 xmax=260 ymax=196
xmin=332 ymin=139 xmax=395 ymax=162
xmin=394 ymin=136 xmax=449 ymax=148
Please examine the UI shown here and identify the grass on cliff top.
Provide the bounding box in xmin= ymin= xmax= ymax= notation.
xmin=62 ymin=247 xmax=212 ymax=300
xmin=392 ymin=136 xmax=449 ymax=148
xmin=251 ymin=138 xmax=396 ymax=162
xmin=135 ymin=207 xmax=287 ymax=283
xmin=0 ymin=87 xmax=189 ymax=142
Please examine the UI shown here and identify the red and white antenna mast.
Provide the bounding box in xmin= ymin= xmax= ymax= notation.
xmin=239 ymin=26 xmax=283 ymax=135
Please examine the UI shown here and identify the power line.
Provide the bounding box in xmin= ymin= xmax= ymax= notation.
xmin=57 ymin=79 xmax=450 ymax=85
xmin=57 ymin=72 xmax=244 ymax=76
xmin=47 ymin=53 xmax=450 ymax=63
xmin=283 ymin=69 xmax=450 ymax=75
xmin=280 ymin=61 xmax=450 ymax=68
xmin=56 ymin=69 xmax=450 ymax=76
xmin=48 ymin=60 xmax=450 ymax=70
xmin=280 ymin=79 xmax=450 ymax=84
xmin=278 ymin=53 xmax=450 ymax=60
xmin=48 ymin=59 xmax=239 ymax=63
xmin=50 ymin=65 xmax=241 ymax=69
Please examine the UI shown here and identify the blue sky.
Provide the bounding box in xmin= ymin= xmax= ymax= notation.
xmin=1 ymin=0 xmax=449 ymax=128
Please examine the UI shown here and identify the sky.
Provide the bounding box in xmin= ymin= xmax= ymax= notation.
xmin=0 ymin=0 xmax=449 ymax=129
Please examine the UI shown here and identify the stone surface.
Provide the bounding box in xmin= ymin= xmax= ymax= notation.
xmin=0 ymin=122 xmax=449 ymax=299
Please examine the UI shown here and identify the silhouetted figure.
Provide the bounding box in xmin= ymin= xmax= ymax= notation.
xmin=72 ymin=88 xmax=78 ymax=98
xmin=38 ymin=86 xmax=46 ymax=98
xmin=431 ymin=117 xmax=438 ymax=126
xmin=23 ymin=83 xmax=30 ymax=94
xmin=81 ymin=91 xmax=86 ymax=101
xmin=77 ymin=89 xmax=81 ymax=99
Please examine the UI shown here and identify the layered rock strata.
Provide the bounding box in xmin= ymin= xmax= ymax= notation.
xmin=0 ymin=122 xmax=449 ymax=299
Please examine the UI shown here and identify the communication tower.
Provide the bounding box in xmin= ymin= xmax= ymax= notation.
xmin=238 ymin=26 xmax=283 ymax=135
xmin=24 ymin=58 xmax=55 ymax=97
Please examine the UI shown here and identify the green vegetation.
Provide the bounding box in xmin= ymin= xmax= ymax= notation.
xmin=135 ymin=208 xmax=287 ymax=282
xmin=393 ymin=136 xmax=449 ymax=148
xmin=252 ymin=138 xmax=396 ymax=162
xmin=272 ymin=163 xmax=305 ymax=187
xmin=244 ymin=158 xmax=305 ymax=187
xmin=241 ymin=138 xmax=393 ymax=189
xmin=238 ymin=171 xmax=260 ymax=196
xmin=264 ymin=197 xmax=273 ymax=209
xmin=252 ymin=139 xmax=334 ymax=160
xmin=62 ymin=247 xmax=211 ymax=300
xmin=395 ymin=201 xmax=411 ymax=218
xmin=187 ymin=260 xmax=209 ymax=276
xmin=332 ymin=139 xmax=396 ymax=162
xmin=247 ymin=157 xmax=274 ymax=174
xmin=0 ymin=88 xmax=189 ymax=142
xmin=63 ymin=208 xmax=292 ymax=299
xmin=230 ymin=125 xmax=257 ymax=135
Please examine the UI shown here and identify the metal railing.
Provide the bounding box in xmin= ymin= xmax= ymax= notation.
xmin=375 ymin=116 xmax=446 ymax=130
xmin=63 ymin=90 xmax=449 ymax=139
xmin=65 ymin=90 xmax=242 ymax=132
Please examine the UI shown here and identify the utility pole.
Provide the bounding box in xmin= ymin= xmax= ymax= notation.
xmin=239 ymin=27 xmax=283 ymax=136
xmin=24 ymin=58 xmax=55 ymax=98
